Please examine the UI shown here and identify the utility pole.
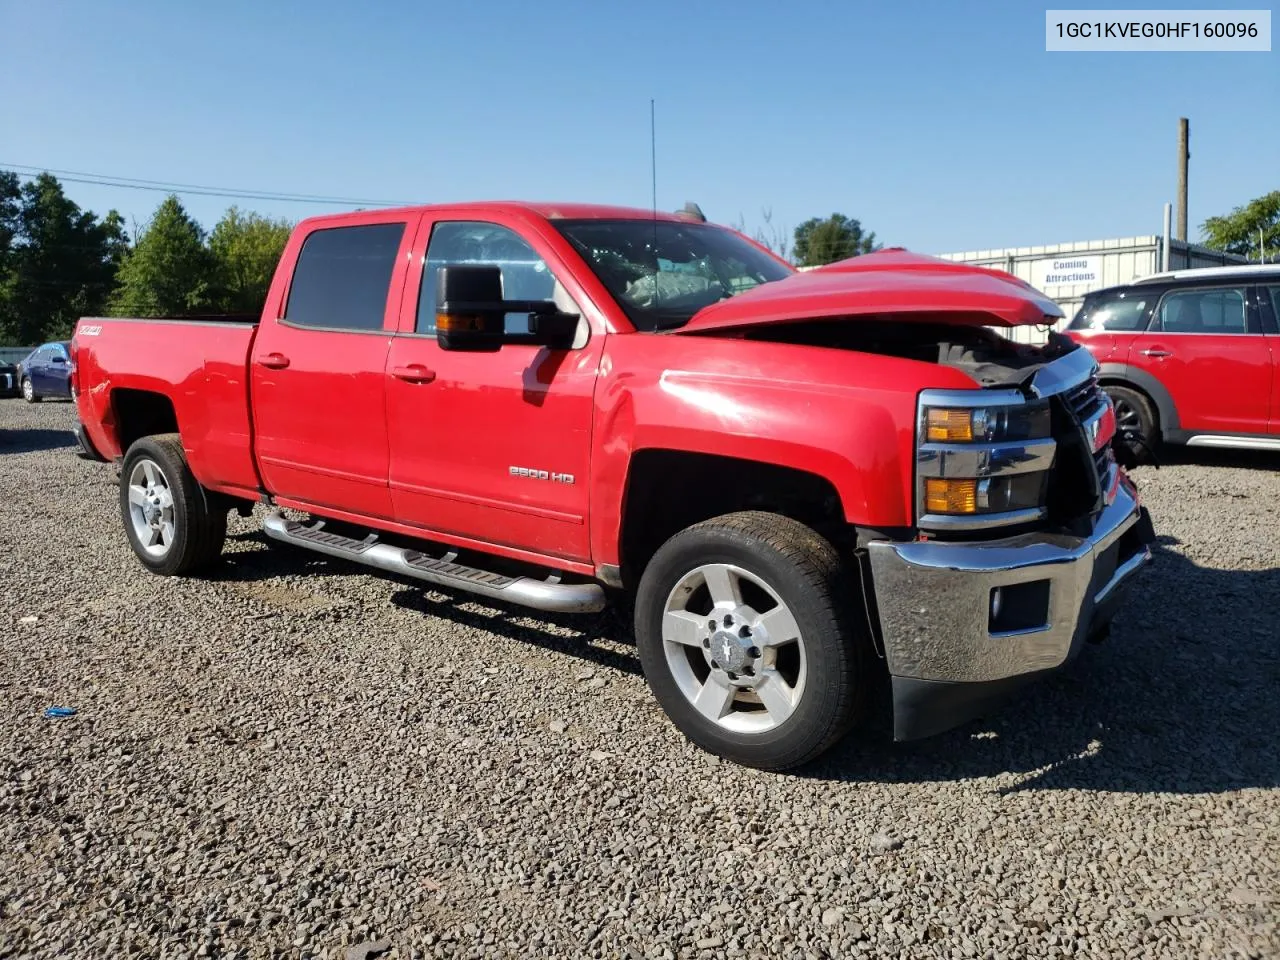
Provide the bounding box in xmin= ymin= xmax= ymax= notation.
xmin=1176 ymin=117 xmax=1189 ymax=241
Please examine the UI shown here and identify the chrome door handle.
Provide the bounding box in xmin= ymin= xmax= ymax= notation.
xmin=1140 ymin=348 xmax=1172 ymax=359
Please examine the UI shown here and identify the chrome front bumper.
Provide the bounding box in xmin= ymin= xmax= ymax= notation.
xmin=867 ymin=474 xmax=1154 ymax=739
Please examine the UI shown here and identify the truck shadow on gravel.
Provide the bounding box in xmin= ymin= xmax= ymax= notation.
xmin=218 ymin=530 xmax=643 ymax=678
xmin=218 ymin=530 xmax=1277 ymax=793
xmin=807 ymin=537 xmax=1280 ymax=795
xmin=0 ymin=427 xmax=76 ymax=454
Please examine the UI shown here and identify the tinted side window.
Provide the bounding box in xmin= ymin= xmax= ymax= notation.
xmin=1068 ymin=289 xmax=1151 ymax=331
xmin=285 ymin=223 xmax=406 ymax=331
xmin=1156 ymin=287 xmax=1247 ymax=334
xmin=1264 ymin=286 xmax=1280 ymax=332
xmin=417 ymin=222 xmax=556 ymax=335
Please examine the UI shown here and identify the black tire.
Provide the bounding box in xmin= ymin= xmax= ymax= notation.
xmin=1105 ymin=385 xmax=1157 ymax=464
xmin=21 ymin=378 xmax=39 ymax=403
xmin=635 ymin=511 xmax=865 ymax=771
xmin=119 ymin=433 xmax=227 ymax=576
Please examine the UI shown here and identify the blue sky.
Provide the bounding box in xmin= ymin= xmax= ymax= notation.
xmin=2 ymin=0 xmax=1275 ymax=253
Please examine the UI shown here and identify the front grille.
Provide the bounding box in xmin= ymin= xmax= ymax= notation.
xmin=1046 ymin=373 xmax=1116 ymax=527
xmin=1065 ymin=375 xmax=1103 ymax=420
xmin=1062 ymin=375 xmax=1112 ymax=488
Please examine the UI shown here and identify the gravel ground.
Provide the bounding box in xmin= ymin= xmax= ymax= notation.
xmin=1 ymin=399 xmax=1276 ymax=960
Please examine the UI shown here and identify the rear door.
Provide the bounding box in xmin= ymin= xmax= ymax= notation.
xmin=1066 ymin=286 xmax=1156 ymax=364
xmin=383 ymin=212 xmax=603 ymax=563
xmin=1132 ymin=283 xmax=1272 ymax=435
xmin=250 ymin=215 xmax=416 ymax=520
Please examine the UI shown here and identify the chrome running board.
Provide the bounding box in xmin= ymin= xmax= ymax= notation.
xmin=263 ymin=511 xmax=606 ymax=614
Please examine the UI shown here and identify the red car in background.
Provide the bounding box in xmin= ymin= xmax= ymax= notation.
xmin=1064 ymin=265 xmax=1280 ymax=458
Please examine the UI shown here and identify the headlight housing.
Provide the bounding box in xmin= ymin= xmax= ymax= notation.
xmin=924 ymin=403 xmax=1051 ymax=443
xmin=916 ymin=390 xmax=1056 ymax=530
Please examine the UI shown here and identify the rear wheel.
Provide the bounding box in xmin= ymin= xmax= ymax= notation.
xmin=635 ymin=511 xmax=865 ymax=771
xmin=1105 ymin=385 xmax=1157 ymax=464
xmin=21 ymin=378 xmax=38 ymax=403
xmin=119 ymin=434 xmax=226 ymax=575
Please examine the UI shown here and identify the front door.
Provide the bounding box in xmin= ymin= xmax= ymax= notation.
xmin=47 ymin=342 xmax=71 ymax=396
xmin=250 ymin=216 xmax=415 ymax=519
xmin=384 ymin=215 xmax=602 ymax=563
xmin=1131 ymin=284 xmax=1273 ymax=435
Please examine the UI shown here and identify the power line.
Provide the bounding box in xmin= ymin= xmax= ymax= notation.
xmin=2 ymin=163 xmax=418 ymax=208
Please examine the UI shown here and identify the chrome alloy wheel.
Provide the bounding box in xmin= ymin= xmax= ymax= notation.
xmin=661 ymin=563 xmax=807 ymax=734
xmin=127 ymin=458 xmax=176 ymax=557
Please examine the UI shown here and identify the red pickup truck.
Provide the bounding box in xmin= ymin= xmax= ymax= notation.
xmin=72 ymin=202 xmax=1154 ymax=770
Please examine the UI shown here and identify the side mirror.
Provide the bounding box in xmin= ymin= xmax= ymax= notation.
xmin=435 ymin=264 xmax=580 ymax=352
xmin=51 ymin=356 xmax=67 ymax=364
xmin=435 ymin=265 xmax=507 ymax=353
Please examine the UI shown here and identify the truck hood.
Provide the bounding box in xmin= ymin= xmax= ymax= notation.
xmin=678 ymin=249 xmax=1064 ymax=335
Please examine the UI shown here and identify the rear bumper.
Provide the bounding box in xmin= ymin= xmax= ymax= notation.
xmin=867 ymin=475 xmax=1154 ymax=740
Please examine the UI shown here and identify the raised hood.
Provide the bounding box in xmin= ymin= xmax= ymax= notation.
xmin=677 ymin=249 xmax=1064 ymax=335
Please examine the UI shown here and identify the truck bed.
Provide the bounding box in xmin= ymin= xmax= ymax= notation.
xmin=73 ymin=316 xmax=262 ymax=498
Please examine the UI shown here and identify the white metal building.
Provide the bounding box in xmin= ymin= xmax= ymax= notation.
xmin=936 ymin=236 xmax=1249 ymax=343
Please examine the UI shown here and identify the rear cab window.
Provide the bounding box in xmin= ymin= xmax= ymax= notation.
xmin=285 ymin=222 xmax=407 ymax=332
xmin=1068 ymin=288 xmax=1152 ymax=332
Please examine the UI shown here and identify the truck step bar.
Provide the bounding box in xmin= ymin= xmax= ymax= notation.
xmin=263 ymin=511 xmax=607 ymax=614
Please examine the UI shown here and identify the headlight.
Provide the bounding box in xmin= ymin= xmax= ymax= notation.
xmin=923 ymin=402 xmax=1051 ymax=443
xmin=917 ymin=390 xmax=1057 ymax=531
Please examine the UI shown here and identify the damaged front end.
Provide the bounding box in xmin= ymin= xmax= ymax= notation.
xmin=868 ymin=345 xmax=1155 ymax=739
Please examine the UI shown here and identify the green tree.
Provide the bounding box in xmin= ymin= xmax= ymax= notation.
xmin=208 ymin=207 xmax=292 ymax=313
xmin=0 ymin=172 xmax=127 ymax=343
xmin=792 ymin=213 xmax=879 ymax=267
xmin=110 ymin=195 xmax=216 ymax=316
xmin=1201 ymin=191 xmax=1280 ymax=261
xmin=0 ymin=173 xmax=20 ymax=337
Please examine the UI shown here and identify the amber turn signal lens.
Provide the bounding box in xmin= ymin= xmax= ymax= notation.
xmin=925 ymin=478 xmax=978 ymax=514
xmin=436 ymin=312 xmax=484 ymax=332
xmin=925 ymin=408 xmax=974 ymax=442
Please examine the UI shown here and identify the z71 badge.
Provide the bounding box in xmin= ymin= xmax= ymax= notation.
xmin=509 ymin=466 xmax=575 ymax=484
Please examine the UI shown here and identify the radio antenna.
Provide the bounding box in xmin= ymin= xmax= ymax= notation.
xmin=650 ymin=98 xmax=657 ymax=220
xmin=650 ymin=98 xmax=660 ymax=307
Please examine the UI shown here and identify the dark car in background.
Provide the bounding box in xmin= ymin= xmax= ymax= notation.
xmin=18 ymin=340 xmax=75 ymax=402
xmin=0 ymin=358 xmax=20 ymax=398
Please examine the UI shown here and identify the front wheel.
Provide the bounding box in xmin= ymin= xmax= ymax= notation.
xmin=635 ymin=512 xmax=865 ymax=771
xmin=21 ymin=378 xmax=38 ymax=403
xmin=119 ymin=434 xmax=227 ymax=575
